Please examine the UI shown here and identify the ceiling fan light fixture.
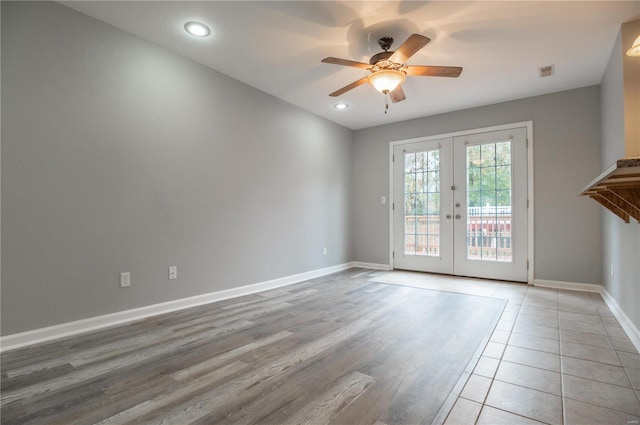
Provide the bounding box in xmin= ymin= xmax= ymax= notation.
xmin=368 ymin=69 xmax=406 ymax=94
xmin=627 ymin=35 xmax=640 ymax=57
xmin=184 ymin=21 xmax=211 ymax=38
xmin=334 ymin=103 xmax=349 ymax=110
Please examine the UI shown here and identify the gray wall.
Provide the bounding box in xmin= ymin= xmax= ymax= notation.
xmin=353 ymin=87 xmax=603 ymax=285
xmin=3 ymin=1 xmax=626 ymax=337
xmin=1 ymin=1 xmax=353 ymax=335
xmin=600 ymin=28 xmax=640 ymax=330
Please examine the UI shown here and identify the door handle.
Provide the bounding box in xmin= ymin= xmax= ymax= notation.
xmin=455 ymin=214 xmax=463 ymax=220
xmin=446 ymin=214 xmax=452 ymax=219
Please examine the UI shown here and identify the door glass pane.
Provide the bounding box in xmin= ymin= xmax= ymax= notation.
xmin=404 ymin=150 xmax=440 ymax=256
xmin=466 ymin=141 xmax=512 ymax=262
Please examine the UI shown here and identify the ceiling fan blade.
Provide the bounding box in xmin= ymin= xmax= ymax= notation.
xmin=389 ymin=86 xmax=406 ymax=103
xmin=329 ymin=77 xmax=369 ymax=97
xmin=405 ymin=66 xmax=463 ymax=78
xmin=322 ymin=57 xmax=371 ymax=69
xmin=389 ymin=34 xmax=431 ymax=64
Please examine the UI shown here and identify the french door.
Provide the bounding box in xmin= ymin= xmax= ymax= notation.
xmin=392 ymin=127 xmax=528 ymax=282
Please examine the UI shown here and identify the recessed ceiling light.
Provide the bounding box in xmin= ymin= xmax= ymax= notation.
xmin=334 ymin=103 xmax=349 ymax=110
xmin=184 ymin=21 xmax=211 ymax=38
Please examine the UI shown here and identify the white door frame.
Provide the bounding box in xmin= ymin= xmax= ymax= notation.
xmin=388 ymin=121 xmax=535 ymax=284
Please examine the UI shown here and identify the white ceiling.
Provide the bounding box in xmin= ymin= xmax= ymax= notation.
xmin=61 ymin=1 xmax=639 ymax=130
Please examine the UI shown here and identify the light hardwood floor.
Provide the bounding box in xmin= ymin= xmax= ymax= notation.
xmin=1 ymin=269 xmax=504 ymax=425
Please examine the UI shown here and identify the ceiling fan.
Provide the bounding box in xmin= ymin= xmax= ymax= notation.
xmin=322 ymin=34 xmax=462 ymax=109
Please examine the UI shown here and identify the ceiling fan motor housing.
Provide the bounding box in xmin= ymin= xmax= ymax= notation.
xmin=370 ymin=37 xmax=395 ymax=65
xmin=369 ymin=51 xmax=394 ymax=65
xmin=378 ymin=37 xmax=394 ymax=51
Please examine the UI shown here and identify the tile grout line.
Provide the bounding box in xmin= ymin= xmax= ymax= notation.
xmin=454 ymin=295 xmax=513 ymax=424
xmin=558 ymin=290 xmax=640 ymax=418
xmin=601 ymin=302 xmax=640 ymax=404
xmin=453 ymin=282 xmax=640 ymax=424
xmin=474 ymin=290 xmax=524 ymax=425
xmin=497 ymin=286 xmax=564 ymax=424
xmin=439 ymin=283 xmax=519 ymax=425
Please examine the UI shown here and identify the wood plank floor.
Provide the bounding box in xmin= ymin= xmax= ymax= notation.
xmin=0 ymin=269 xmax=505 ymax=425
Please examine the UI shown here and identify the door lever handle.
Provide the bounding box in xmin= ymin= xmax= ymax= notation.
xmin=446 ymin=214 xmax=452 ymax=219
xmin=455 ymin=214 xmax=463 ymax=219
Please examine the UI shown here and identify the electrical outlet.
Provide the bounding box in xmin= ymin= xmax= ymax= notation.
xmin=323 ymin=247 xmax=327 ymax=256
xmin=381 ymin=196 xmax=386 ymax=204
xmin=169 ymin=266 xmax=177 ymax=280
xmin=120 ymin=272 xmax=131 ymax=287
xmin=610 ymin=264 xmax=615 ymax=278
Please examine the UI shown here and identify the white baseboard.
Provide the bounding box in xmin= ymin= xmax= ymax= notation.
xmin=0 ymin=262 xmax=354 ymax=352
xmin=533 ymin=279 xmax=640 ymax=353
xmin=352 ymin=262 xmax=391 ymax=271
xmin=533 ymin=279 xmax=603 ymax=293
xmin=600 ymin=288 xmax=640 ymax=354
xmin=12 ymin=265 xmax=634 ymax=356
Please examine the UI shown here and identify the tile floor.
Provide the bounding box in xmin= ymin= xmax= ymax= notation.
xmin=372 ymin=271 xmax=640 ymax=425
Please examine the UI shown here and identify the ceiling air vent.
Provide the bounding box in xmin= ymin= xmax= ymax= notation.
xmin=539 ymin=65 xmax=554 ymax=78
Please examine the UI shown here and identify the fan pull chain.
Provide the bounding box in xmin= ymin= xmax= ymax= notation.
xmin=384 ymin=91 xmax=389 ymax=114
